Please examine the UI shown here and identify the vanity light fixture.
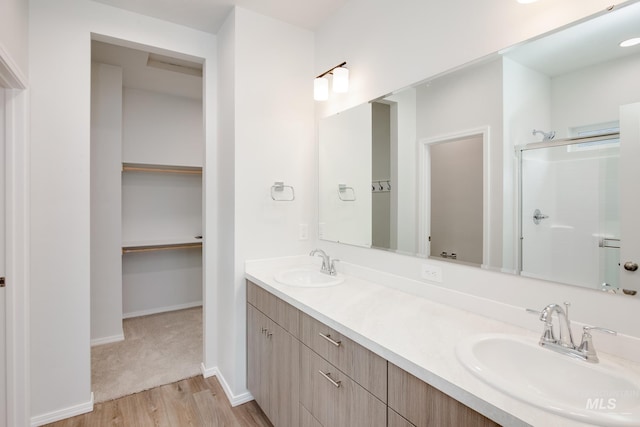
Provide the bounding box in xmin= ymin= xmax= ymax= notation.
xmin=314 ymin=77 xmax=329 ymax=101
xmin=620 ymin=37 xmax=640 ymax=47
xmin=332 ymin=66 xmax=349 ymax=93
xmin=314 ymin=61 xmax=348 ymax=101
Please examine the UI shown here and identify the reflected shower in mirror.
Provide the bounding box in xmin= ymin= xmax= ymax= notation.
xmin=519 ymin=134 xmax=620 ymax=292
xmin=317 ymin=2 xmax=640 ymax=295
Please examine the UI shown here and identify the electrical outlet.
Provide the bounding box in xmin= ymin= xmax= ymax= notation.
xmin=299 ymin=223 xmax=308 ymax=240
xmin=421 ymin=263 xmax=443 ymax=283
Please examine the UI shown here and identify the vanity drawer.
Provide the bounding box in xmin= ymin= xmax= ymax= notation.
xmin=300 ymin=344 xmax=386 ymax=427
xmin=300 ymin=311 xmax=387 ymax=402
xmin=247 ymin=280 xmax=299 ymax=337
xmin=388 ymin=363 xmax=500 ymax=427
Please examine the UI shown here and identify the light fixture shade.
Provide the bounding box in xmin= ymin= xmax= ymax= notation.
xmin=314 ymin=77 xmax=329 ymax=101
xmin=332 ymin=67 xmax=349 ymax=93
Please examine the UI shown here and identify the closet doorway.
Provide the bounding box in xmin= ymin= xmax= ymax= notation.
xmin=90 ymin=39 xmax=204 ymax=403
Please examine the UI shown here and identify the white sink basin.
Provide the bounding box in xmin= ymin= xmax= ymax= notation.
xmin=457 ymin=334 xmax=640 ymax=426
xmin=274 ymin=268 xmax=344 ymax=287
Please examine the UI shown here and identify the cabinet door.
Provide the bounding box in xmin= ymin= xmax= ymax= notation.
xmin=247 ymin=304 xmax=271 ymax=418
xmin=388 ymin=363 xmax=499 ymax=427
xmin=300 ymin=344 xmax=386 ymax=427
xmin=248 ymin=302 xmax=300 ymax=427
xmin=271 ymin=325 xmax=300 ymax=427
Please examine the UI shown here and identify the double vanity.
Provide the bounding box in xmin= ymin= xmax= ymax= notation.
xmin=245 ymin=254 xmax=640 ymax=427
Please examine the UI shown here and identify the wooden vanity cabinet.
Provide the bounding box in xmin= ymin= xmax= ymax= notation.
xmin=388 ymin=363 xmax=500 ymax=427
xmin=247 ymin=280 xmax=501 ymax=427
xmin=246 ymin=282 xmax=299 ymax=427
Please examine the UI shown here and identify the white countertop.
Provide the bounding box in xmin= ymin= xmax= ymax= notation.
xmin=245 ymin=256 xmax=640 ymax=427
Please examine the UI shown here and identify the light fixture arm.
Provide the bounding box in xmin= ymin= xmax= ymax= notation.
xmin=316 ymin=61 xmax=347 ymax=79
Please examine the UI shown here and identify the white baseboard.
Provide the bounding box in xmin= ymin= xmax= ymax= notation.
xmin=200 ymin=363 xmax=254 ymax=407
xmin=123 ymin=301 xmax=202 ymax=319
xmin=31 ymin=392 xmax=94 ymax=426
xmin=91 ymin=333 xmax=125 ymax=347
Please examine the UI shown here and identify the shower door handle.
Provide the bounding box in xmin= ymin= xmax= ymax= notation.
xmin=533 ymin=209 xmax=549 ymax=224
xmin=624 ymin=262 xmax=638 ymax=272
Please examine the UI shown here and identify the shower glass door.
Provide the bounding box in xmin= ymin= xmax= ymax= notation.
xmin=520 ymin=135 xmax=620 ymax=291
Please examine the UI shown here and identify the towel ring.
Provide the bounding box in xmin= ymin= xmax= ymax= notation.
xmin=338 ymin=184 xmax=356 ymax=201
xmin=271 ymin=181 xmax=295 ymax=201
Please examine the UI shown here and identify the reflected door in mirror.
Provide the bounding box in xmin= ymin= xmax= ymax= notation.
xmin=430 ymin=135 xmax=483 ymax=265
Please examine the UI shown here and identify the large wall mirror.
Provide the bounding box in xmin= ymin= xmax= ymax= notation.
xmin=318 ymin=2 xmax=640 ymax=296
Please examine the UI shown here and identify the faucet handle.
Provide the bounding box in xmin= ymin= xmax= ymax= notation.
xmin=563 ymin=301 xmax=571 ymax=319
xmin=578 ymin=326 xmax=617 ymax=363
xmin=526 ymin=307 xmax=558 ymax=344
xmin=583 ymin=325 xmax=617 ymax=336
xmin=329 ymin=259 xmax=340 ymax=276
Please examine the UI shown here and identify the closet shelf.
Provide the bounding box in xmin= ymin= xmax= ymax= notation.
xmin=122 ymin=236 xmax=203 ymax=254
xmin=122 ymin=162 xmax=202 ymax=175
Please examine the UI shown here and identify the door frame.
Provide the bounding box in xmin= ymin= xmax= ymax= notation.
xmin=0 ymin=44 xmax=30 ymax=427
xmin=417 ymin=126 xmax=491 ymax=266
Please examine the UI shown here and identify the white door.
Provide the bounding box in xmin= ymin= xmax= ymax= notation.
xmin=0 ymin=87 xmax=7 ymax=427
xmin=620 ymin=102 xmax=640 ymax=295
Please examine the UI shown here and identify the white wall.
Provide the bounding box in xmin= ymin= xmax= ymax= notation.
xmin=551 ymin=53 xmax=640 ymax=137
xmin=502 ymin=57 xmax=552 ymax=272
xmin=214 ymin=6 xmax=236 ymax=398
xmin=314 ymin=0 xmax=640 ymax=345
xmin=385 ymin=89 xmax=417 ymax=254
xmin=315 ymin=0 xmax=622 ymax=116
xmin=122 ymin=249 xmax=202 ymax=316
xmin=28 ymin=0 xmax=216 ymax=422
xmin=0 ymin=0 xmax=28 ymax=80
xmin=122 ymin=88 xmax=204 ymax=167
xmin=90 ymin=63 xmax=123 ymax=345
xmin=216 ymin=7 xmax=315 ymax=401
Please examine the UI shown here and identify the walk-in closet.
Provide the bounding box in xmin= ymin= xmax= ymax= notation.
xmin=90 ymin=40 xmax=204 ymax=402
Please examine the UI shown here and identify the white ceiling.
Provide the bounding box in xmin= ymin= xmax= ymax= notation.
xmin=91 ymin=0 xmax=349 ymax=33
xmin=503 ymin=2 xmax=640 ymax=77
xmin=92 ymin=41 xmax=204 ymax=99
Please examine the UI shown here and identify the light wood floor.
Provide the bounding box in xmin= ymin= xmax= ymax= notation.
xmin=44 ymin=376 xmax=273 ymax=427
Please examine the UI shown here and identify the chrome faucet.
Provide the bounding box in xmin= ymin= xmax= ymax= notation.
xmin=309 ymin=249 xmax=338 ymax=276
xmin=527 ymin=302 xmax=617 ymax=363
xmin=539 ymin=303 xmax=575 ymax=348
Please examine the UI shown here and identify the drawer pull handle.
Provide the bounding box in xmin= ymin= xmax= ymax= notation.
xmin=318 ymin=370 xmax=341 ymax=388
xmin=319 ymin=332 xmax=342 ymax=347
